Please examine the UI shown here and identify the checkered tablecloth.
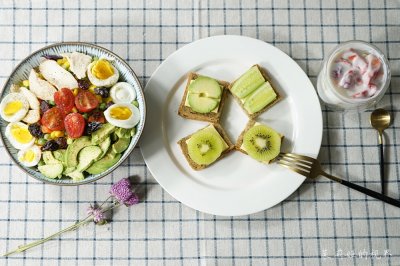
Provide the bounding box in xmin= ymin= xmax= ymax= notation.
xmin=0 ymin=0 xmax=399 ymax=265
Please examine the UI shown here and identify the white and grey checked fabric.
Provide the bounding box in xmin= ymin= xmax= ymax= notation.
xmin=0 ymin=0 xmax=399 ymax=265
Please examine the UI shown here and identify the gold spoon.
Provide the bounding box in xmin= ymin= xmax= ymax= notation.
xmin=370 ymin=108 xmax=391 ymax=194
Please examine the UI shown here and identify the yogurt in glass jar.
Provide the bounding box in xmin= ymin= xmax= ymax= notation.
xmin=317 ymin=41 xmax=391 ymax=111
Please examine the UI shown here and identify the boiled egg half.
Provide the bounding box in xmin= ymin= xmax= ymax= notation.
xmin=0 ymin=93 xmax=29 ymax=122
xmin=87 ymin=59 xmax=119 ymax=87
xmin=17 ymin=145 xmax=41 ymax=167
xmin=5 ymin=122 xmax=35 ymax=150
xmin=110 ymin=82 xmax=136 ymax=104
xmin=104 ymin=103 xmax=140 ymax=129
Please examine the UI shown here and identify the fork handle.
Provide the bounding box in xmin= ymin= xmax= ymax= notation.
xmin=322 ymin=172 xmax=400 ymax=208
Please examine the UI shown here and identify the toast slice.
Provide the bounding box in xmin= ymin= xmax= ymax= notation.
xmin=228 ymin=64 xmax=282 ymax=119
xmin=178 ymin=123 xmax=234 ymax=170
xmin=178 ymin=73 xmax=229 ymax=123
xmin=236 ymin=120 xmax=283 ymax=164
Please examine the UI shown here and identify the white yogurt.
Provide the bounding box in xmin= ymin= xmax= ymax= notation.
xmin=317 ymin=41 xmax=390 ymax=111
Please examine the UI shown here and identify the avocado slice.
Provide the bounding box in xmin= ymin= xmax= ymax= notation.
xmin=53 ymin=149 xmax=66 ymax=166
xmin=98 ymin=137 xmax=111 ymax=159
xmin=63 ymin=166 xmax=76 ymax=175
xmin=38 ymin=162 xmax=63 ymax=179
xmin=91 ymin=123 xmax=116 ymax=145
xmin=76 ymin=146 xmax=102 ymax=172
xmin=111 ymin=137 xmax=130 ymax=154
xmin=115 ymin=127 xmax=135 ymax=139
xmin=66 ymin=170 xmax=85 ymax=181
xmin=65 ymin=136 xmax=92 ymax=168
xmin=42 ymin=151 xmax=61 ymax=164
xmin=86 ymin=151 xmax=122 ymax=175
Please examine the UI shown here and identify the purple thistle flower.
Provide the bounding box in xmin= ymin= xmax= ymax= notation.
xmin=110 ymin=178 xmax=139 ymax=206
xmin=87 ymin=206 xmax=106 ymax=224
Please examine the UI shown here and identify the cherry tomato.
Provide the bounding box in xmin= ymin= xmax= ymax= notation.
xmin=41 ymin=107 xmax=65 ymax=131
xmin=88 ymin=110 xmax=106 ymax=123
xmin=41 ymin=125 xmax=52 ymax=134
xmin=54 ymin=88 xmax=75 ymax=113
xmin=64 ymin=113 xmax=85 ymax=138
xmin=75 ymin=91 xmax=99 ymax=112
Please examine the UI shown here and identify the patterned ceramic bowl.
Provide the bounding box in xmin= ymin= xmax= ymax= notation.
xmin=0 ymin=42 xmax=146 ymax=185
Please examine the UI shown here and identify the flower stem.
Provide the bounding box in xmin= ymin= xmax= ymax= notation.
xmin=2 ymin=195 xmax=115 ymax=257
xmin=3 ymin=216 xmax=92 ymax=257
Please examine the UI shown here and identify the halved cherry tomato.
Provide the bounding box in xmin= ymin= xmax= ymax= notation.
xmin=54 ymin=88 xmax=75 ymax=113
xmin=88 ymin=110 xmax=106 ymax=123
xmin=64 ymin=113 xmax=85 ymax=138
xmin=75 ymin=91 xmax=99 ymax=112
xmin=41 ymin=107 xmax=65 ymax=131
xmin=41 ymin=125 xmax=52 ymax=134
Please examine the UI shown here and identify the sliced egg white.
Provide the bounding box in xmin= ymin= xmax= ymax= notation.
xmin=110 ymin=82 xmax=136 ymax=104
xmin=0 ymin=93 xmax=29 ymax=122
xmin=104 ymin=103 xmax=140 ymax=129
xmin=5 ymin=122 xmax=35 ymax=150
xmin=87 ymin=60 xmax=119 ymax=87
xmin=17 ymin=145 xmax=41 ymax=167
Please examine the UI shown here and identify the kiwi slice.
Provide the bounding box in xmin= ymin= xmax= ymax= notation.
xmin=188 ymin=93 xmax=219 ymax=113
xmin=188 ymin=76 xmax=222 ymax=98
xmin=243 ymin=125 xmax=281 ymax=162
xmin=230 ymin=65 xmax=265 ymax=99
xmin=187 ymin=130 xmax=224 ymax=165
xmin=243 ymin=82 xmax=277 ymax=114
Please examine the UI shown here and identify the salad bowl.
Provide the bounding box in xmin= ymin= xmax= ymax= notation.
xmin=0 ymin=42 xmax=146 ymax=185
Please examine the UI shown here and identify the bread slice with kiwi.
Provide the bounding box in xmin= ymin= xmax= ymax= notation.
xmin=236 ymin=120 xmax=283 ymax=164
xmin=228 ymin=64 xmax=282 ymax=119
xmin=178 ymin=123 xmax=234 ymax=170
xmin=178 ymin=72 xmax=230 ymax=123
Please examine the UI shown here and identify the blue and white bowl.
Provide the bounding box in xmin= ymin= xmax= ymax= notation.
xmin=0 ymin=42 xmax=146 ymax=185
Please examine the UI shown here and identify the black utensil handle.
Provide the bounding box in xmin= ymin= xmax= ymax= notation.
xmin=379 ymin=142 xmax=385 ymax=194
xmin=322 ymin=173 xmax=400 ymax=208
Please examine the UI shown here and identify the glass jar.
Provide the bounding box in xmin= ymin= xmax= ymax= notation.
xmin=317 ymin=40 xmax=391 ymax=111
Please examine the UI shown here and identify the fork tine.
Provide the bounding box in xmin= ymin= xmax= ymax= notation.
xmin=279 ymin=153 xmax=315 ymax=164
xmin=277 ymin=154 xmax=313 ymax=165
xmin=278 ymin=161 xmax=310 ymax=177
xmin=277 ymin=157 xmax=312 ymax=172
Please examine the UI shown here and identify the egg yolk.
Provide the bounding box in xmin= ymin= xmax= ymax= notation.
xmin=4 ymin=101 xmax=22 ymax=116
xmin=91 ymin=60 xmax=114 ymax=80
xmin=21 ymin=150 xmax=35 ymax=162
xmin=11 ymin=125 xmax=33 ymax=144
xmin=110 ymin=106 xmax=132 ymax=120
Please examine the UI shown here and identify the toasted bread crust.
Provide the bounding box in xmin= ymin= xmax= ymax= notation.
xmin=177 ymin=124 xmax=234 ymax=170
xmin=178 ymin=72 xmax=230 ymax=123
xmin=228 ymin=64 xmax=282 ymax=119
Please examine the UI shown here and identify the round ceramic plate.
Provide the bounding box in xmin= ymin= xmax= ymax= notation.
xmin=141 ymin=35 xmax=322 ymax=216
xmin=0 ymin=42 xmax=146 ymax=185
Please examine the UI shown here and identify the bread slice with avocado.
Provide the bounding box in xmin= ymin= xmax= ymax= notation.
xmin=228 ymin=65 xmax=281 ymax=119
xmin=177 ymin=123 xmax=234 ymax=170
xmin=178 ymin=73 xmax=229 ymax=123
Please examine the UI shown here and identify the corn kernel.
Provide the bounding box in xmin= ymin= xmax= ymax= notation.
xmin=95 ymin=95 xmax=102 ymax=103
xmin=104 ymin=96 xmax=113 ymax=103
xmin=62 ymin=61 xmax=70 ymax=70
xmin=52 ymin=131 xmax=64 ymax=138
xmin=57 ymin=58 xmax=67 ymax=65
xmin=73 ymin=88 xmax=79 ymax=96
xmin=22 ymin=80 xmax=29 ymax=87
xmin=72 ymin=107 xmax=78 ymax=113
xmin=89 ymin=85 xmax=96 ymax=94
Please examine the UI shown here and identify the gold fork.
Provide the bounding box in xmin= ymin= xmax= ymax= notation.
xmin=276 ymin=152 xmax=400 ymax=208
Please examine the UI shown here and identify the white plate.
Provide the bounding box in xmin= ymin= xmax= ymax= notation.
xmin=140 ymin=35 xmax=322 ymax=216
